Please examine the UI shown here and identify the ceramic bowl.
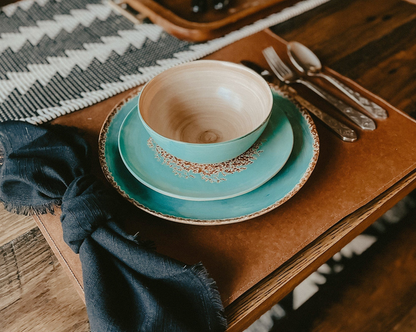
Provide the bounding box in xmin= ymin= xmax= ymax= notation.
xmin=138 ymin=60 xmax=273 ymax=164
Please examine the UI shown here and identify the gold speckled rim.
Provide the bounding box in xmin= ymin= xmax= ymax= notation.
xmin=98 ymin=85 xmax=319 ymax=225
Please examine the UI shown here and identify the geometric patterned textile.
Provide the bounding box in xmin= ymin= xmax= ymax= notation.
xmin=0 ymin=0 xmax=330 ymax=124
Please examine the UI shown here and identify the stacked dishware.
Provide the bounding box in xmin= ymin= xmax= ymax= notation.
xmin=100 ymin=60 xmax=319 ymax=224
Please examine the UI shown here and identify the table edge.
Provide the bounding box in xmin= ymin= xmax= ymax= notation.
xmin=224 ymin=168 xmax=416 ymax=331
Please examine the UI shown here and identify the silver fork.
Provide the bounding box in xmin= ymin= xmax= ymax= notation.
xmin=262 ymin=46 xmax=376 ymax=131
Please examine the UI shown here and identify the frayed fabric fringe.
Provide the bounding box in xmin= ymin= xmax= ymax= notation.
xmin=0 ymin=199 xmax=61 ymax=216
xmin=191 ymin=262 xmax=228 ymax=330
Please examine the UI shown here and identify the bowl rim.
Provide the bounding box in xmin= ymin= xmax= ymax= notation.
xmin=137 ymin=59 xmax=274 ymax=146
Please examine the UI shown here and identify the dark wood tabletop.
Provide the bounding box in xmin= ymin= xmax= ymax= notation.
xmin=271 ymin=0 xmax=416 ymax=117
xmin=224 ymin=0 xmax=416 ymax=329
xmin=2 ymin=0 xmax=416 ymax=331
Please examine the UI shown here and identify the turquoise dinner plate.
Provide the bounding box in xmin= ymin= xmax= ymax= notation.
xmin=99 ymin=89 xmax=319 ymax=225
xmin=118 ymin=93 xmax=294 ymax=201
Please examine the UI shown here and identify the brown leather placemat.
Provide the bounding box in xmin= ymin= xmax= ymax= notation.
xmin=35 ymin=29 xmax=416 ymax=307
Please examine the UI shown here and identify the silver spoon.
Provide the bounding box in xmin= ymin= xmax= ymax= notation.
xmin=287 ymin=41 xmax=388 ymax=119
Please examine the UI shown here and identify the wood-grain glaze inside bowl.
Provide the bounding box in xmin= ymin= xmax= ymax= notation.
xmin=138 ymin=60 xmax=273 ymax=164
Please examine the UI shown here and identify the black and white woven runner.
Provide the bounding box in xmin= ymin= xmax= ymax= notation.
xmin=0 ymin=0 xmax=329 ymax=124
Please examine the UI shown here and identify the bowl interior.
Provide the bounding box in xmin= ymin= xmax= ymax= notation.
xmin=139 ymin=61 xmax=273 ymax=144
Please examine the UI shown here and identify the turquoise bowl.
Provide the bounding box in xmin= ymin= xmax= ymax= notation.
xmin=138 ymin=60 xmax=273 ymax=164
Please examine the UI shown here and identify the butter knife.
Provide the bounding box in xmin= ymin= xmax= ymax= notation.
xmin=290 ymin=91 xmax=358 ymax=142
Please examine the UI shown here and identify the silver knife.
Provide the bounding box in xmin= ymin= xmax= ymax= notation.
xmin=298 ymin=79 xmax=376 ymax=131
xmin=241 ymin=60 xmax=358 ymax=142
xmin=290 ymin=92 xmax=357 ymax=142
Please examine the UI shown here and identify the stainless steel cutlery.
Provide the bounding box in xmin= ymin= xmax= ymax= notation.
xmin=241 ymin=59 xmax=358 ymax=142
xmin=287 ymin=41 xmax=388 ymax=119
xmin=257 ymin=43 xmax=391 ymax=141
xmin=262 ymin=46 xmax=376 ymax=131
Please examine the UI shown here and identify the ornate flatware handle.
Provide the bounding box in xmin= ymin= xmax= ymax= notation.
xmin=321 ymin=74 xmax=388 ymax=119
xmin=294 ymin=94 xmax=358 ymax=142
xmin=299 ymin=79 xmax=376 ymax=131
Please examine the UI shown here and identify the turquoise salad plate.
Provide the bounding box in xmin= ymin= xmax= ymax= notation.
xmin=99 ymin=88 xmax=319 ymax=225
xmin=118 ymin=93 xmax=294 ymax=201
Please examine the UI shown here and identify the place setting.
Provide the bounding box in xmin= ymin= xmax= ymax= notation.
xmin=98 ymin=34 xmax=393 ymax=225
xmin=259 ymin=41 xmax=389 ymax=142
xmin=3 ymin=0 xmax=416 ymax=331
xmin=99 ymin=59 xmax=320 ymax=225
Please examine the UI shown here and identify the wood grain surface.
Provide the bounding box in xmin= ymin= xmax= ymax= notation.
xmin=224 ymin=0 xmax=416 ymax=328
xmin=1 ymin=0 xmax=416 ymax=331
xmin=0 ymin=208 xmax=35 ymax=247
xmin=0 ymin=225 xmax=89 ymax=331
xmin=271 ymin=197 xmax=416 ymax=332
xmin=225 ymin=169 xmax=416 ymax=331
xmin=270 ymin=0 xmax=416 ymax=116
xmin=124 ymin=0 xmax=302 ymax=41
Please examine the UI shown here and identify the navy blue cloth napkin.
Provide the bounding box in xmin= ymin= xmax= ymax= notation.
xmin=0 ymin=121 xmax=227 ymax=332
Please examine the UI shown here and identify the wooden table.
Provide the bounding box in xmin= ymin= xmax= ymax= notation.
xmin=224 ymin=0 xmax=416 ymax=329
xmin=2 ymin=0 xmax=416 ymax=331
